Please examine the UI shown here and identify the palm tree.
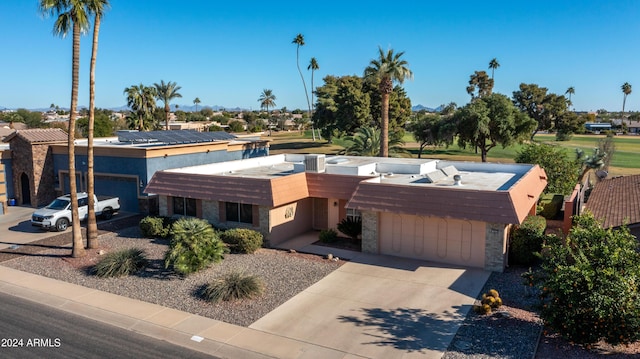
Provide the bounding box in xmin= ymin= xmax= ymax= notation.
xmin=307 ymin=57 xmax=319 ymax=115
xmin=622 ymin=82 xmax=632 ymax=125
xmin=193 ymin=97 xmax=201 ymax=113
xmin=154 ymin=80 xmax=182 ymax=131
xmin=85 ymin=0 xmax=110 ymax=249
xmin=488 ymin=58 xmax=500 ymax=80
xmin=565 ymin=86 xmax=575 ymax=109
xmin=124 ymin=84 xmax=157 ymax=131
xmin=345 ymin=126 xmax=407 ymax=157
xmin=258 ymin=89 xmax=276 ymax=135
xmin=40 ymin=0 xmax=91 ymax=258
xmin=292 ymin=34 xmax=314 ymax=140
xmin=364 ymin=47 xmax=413 ymax=157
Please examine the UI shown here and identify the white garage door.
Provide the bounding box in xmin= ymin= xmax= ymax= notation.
xmin=379 ymin=213 xmax=486 ymax=268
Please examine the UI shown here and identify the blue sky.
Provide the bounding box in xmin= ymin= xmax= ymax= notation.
xmin=1 ymin=1 xmax=640 ymax=112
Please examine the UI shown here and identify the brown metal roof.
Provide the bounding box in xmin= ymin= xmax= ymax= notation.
xmin=306 ymin=172 xmax=375 ymax=199
xmin=144 ymin=171 xmax=309 ymax=207
xmin=3 ymin=128 xmax=68 ymax=144
xmin=584 ymin=174 xmax=640 ymax=228
xmin=347 ymin=165 xmax=547 ymax=225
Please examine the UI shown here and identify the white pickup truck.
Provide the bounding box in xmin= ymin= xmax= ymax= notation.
xmin=31 ymin=192 xmax=121 ymax=232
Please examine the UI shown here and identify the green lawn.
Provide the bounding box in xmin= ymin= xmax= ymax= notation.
xmin=265 ymin=131 xmax=640 ymax=176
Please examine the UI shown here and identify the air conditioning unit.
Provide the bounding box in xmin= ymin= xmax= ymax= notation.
xmin=305 ymin=154 xmax=326 ymax=173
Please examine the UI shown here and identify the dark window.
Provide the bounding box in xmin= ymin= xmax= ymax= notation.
xmin=225 ymin=202 xmax=253 ymax=224
xmin=173 ymin=197 xmax=197 ymax=216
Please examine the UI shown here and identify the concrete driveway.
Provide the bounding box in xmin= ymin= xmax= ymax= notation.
xmin=0 ymin=205 xmax=63 ymax=249
xmin=250 ymin=253 xmax=490 ymax=359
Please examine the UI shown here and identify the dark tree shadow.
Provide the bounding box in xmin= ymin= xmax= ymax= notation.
xmin=337 ymin=305 xmax=469 ymax=353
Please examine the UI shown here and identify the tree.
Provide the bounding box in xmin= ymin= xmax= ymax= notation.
xmin=513 ymin=83 xmax=569 ymax=140
xmin=77 ymin=113 xmax=113 ymax=137
xmin=455 ymin=93 xmax=536 ymax=162
xmin=364 ymin=47 xmax=413 ymax=157
xmin=344 ymin=126 xmax=407 ymax=157
xmin=154 ymin=80 xmax=182 ymax=131
xmin=258 ymin=89 xmax=276 ymax=135
xmin=292 ymin=34 xmax=314 ymax=140
xmin=621 ymin=82 xmax=632 ymax=125
xmin=408 ymin=113 xmax=456 ymax=158
xmin=85 ymin=0 xmax=109 ymax=250
xmin=124 ymin=84 xmax=157 ymax=131
xmin=576 ymin=147 xmax=606 ymax=183
xmin=488 ymin=58 xmax=500 ymax=80
xmin=40 ymin=0 xmax=91 ymax=258
xmin=466 ymin=70 xmax=494 ymax=100
xmin=307 ymin=57 xmax=319 ymax=114
xmin=193 ymin=97 xmax=201 ymax=113
xmin=313 ymin=75 xmax=369 ymax=141
xmin=515 ymin=143 xmax=580 ymax=195
xmin=525 ymin=213 xmax=640 ymax=345
xmin=565 ymin=86 xmax=575 ymax=109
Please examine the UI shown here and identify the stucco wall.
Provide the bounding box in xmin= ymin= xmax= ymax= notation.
xmin=268 ymin=198 xmax=313 ymax=246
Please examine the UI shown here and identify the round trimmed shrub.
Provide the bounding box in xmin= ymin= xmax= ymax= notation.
xmin=202 ymin=271 xmax=263 ymax=302
xmin=93 ymin=248 xmax=148 ymax=278
xmin=220 ymin=228 xmax=263 ymax=254
xmin=139 ymin=216 xmax=168 ymax=238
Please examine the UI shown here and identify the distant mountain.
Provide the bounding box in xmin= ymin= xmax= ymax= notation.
xmin=412 ymin=104 xmax=441 ymax=112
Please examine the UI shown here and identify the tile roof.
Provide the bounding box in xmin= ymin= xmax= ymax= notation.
xmin=584 ymin=174 xmax=640 ymax=228
xmin=2 ymin=128 xmax=68 ymax=144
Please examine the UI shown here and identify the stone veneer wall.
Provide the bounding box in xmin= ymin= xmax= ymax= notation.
xmin=361 ymin=211 xmax=379 ymax=254
xmin=484 ymin=223 xmax=508 ymax=272
xmin=10 ymin=139 xmax=57 ymax=207
xmin=201 ymin=199 xmax=220 ymax=226
xmin=258 ymin=206 xmax=270 ymax=246
xmin=158 ymin=196 xmax=168 ymax=217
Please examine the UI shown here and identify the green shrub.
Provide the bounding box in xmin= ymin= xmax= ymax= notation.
xmin=220 ymin=228 xmax=263 ymax=254
xmin=164 ymin=218 xmax=228 ymax=275
xmin=538 ymin=194 xmax=564 ymax=219
xmin=337 ymin=217 xmax=362 ymax=241
xmin=509 ymin=215 xmax=547 ymax=265
xmin=319 ymin=228 xmax=338 ymax=243
xmin=93 ymin=248 xmax=148 ymax=278
xmin=202 ymin=271 xmax=263 ymax=302
xmin=139 ymin=216 xmax=169 ymax=238
xmin=524 ymin=213 xmax=640 ymax=345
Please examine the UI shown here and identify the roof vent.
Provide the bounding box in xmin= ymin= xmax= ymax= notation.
xmin=453 ymin=174 xmax=462 ymax=186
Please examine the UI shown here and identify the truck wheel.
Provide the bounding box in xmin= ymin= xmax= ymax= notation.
xmin=56 ymin=218 xmax=69 ymax=232
xmin=102 ymin=208 xmax=113 ymax=220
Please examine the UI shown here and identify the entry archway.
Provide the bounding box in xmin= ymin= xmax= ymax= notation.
xmin=20 ymin=172 xmax=31 ymax=206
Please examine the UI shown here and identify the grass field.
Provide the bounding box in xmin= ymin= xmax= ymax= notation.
xmin=264 ymin=131 xmax=640 ymax=176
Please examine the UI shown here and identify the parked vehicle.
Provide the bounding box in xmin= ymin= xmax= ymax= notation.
xmin=31 ymin=193 xmax=121 ymax=232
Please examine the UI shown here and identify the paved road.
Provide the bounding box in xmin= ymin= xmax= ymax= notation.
xmin=0 ymin=292 xmax=218 ymax=359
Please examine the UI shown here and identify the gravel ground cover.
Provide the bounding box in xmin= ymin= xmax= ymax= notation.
xmin=3 ymin=219 xmax=640 ymax=357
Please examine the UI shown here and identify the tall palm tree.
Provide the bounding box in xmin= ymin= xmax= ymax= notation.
xmin=292 ymin=34 xmax=314 ymax=140
xmin=154 ymin=80 xmax=182 ymax=131
xmin=258 ymin=89 xmax=276 ymax=135
xmin=40 ymin=0 xmax=91 ymax=258
xmin=85 ymin=0 xmax=110 ymax=249
xmin=307 ymin=57 xmax=319 ymax=114
xmin=488 ymin=58 xmax=500 ymax=80
xmin=565 ymin=86 xmax=575 ymax=110
xmin=364 ymin=47 xmax=413 ymax=157
xmin=621 ymin=82 xmax=632 ymax=125
xmin=124 ymin=84 xmax=157 ymax=131
xmin=193 ymin=97 xmax=201 ymax=113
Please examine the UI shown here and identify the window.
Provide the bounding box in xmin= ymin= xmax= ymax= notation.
xmin=173 ymin=197 xmax=197 ymax=217
xmin=225 ymin=202 xmax=253 ymax=224
xmin=347 ymin=208 xmax=361 ymax=221
xmin=78 ymin=197 xmax=89 ymax=207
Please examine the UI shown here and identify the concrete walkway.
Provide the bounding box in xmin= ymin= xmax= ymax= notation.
xmin=0 ymin=229 xmax=490 ymax=358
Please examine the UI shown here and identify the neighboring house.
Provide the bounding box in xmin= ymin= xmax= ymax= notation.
xmin=584 ymin=174 xmax=640 ymax=238
xmin=584 ymin=122 xmax=612 ymax=133
xmin=1 ymin=129 xmax=269 ymax=214
xmin=144 ymin=154 xmax=547 ymax=272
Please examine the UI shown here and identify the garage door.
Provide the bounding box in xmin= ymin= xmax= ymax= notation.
xmin=379 ymin=213 xmax=486 ymax=268
xmin=95 ymin=175 xmax=139 ymax=213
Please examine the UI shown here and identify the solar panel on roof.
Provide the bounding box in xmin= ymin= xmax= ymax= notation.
xmin=117 ymin=130 xmax=236 ymax=144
